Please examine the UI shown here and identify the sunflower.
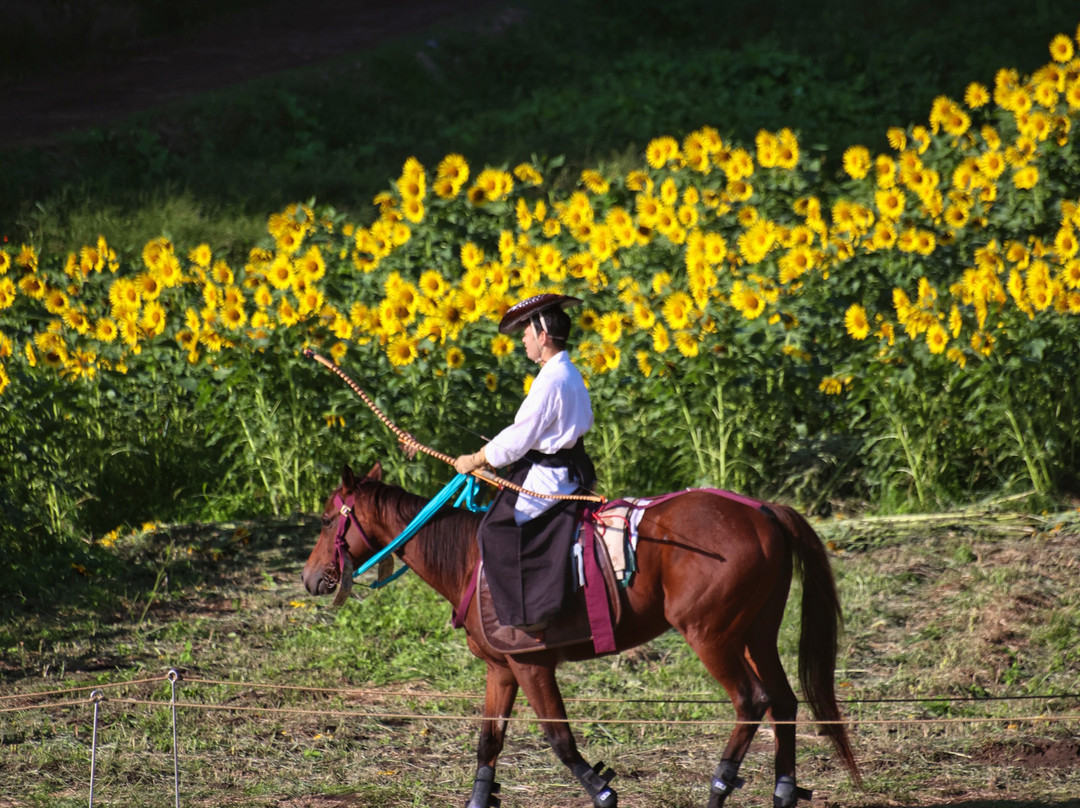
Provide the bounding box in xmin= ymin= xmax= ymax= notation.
xmin=277 ymin=298 xmax=301 ymax=327
xmin=1050 ymin=33 xmax=1075 ymax=63
xmin=818 ymin=376 xmax=845 ymax=396
xmin=444 ymin=346 xmax=465 ymax=369
xmin=460 ymin=242 xmax=485 ymax=271
xmin=778 ymin=245 xmax=814 ymax=284
xmin=18 ymin=274 xmax=46 ymax=300
xmin=156 ymin=254 xmax=183 ymax=288
xmin=432 ymin=177 xmax=456 ymax=199
xmin=512 ymin=163 xmax=543 ymax=185
xmin=189 ymin=243 xmax=212 ymax=268
xmin=115 ymin=313 xmax=140 ymax=347
xmin=635 ymin=194 xmax=662 ymax=228
xmin=44 ymin=288 xmax=69 ymax=315
xmin=1054 ymin=227 xmax=1078 ymax=260
xmin=844 ymin=304 xmax=870 ymax=339
xmin=0 ymin=278 xmax=15 ymax=309
xmin=842 ymin=146 xmax=872 ymax=180
xmin=596 ymin=312 xmax=624 ymax=344
xmin=0 ymin=249 xmax=10 ymax=274
xmin=944 ymin=204 xmax=970 ymax=230
xmin=645 ymin=136 xmax=679 ymax=169
xmin=1013 ymin=165 xmax=1039 ymax=190
xmin=62 ymin=308 xmax=91 ymax=335
xmin=15 ymin=244 xmax=38 ymax=271
xmin=924 ymin=323 xmax=948 ymax=354
xmin=631 ymin=302 xmax=657 ymax=331
xmin=581 ymin=169 xmax=610 ymax=194
xmin=488 ymin=333 xmax=514 ymax=359
xmin=875 ymin=188 xmax=906 ymax=220
xmin=674 ymin=331 xmax=699 ymax=358
xmin=267 ymin=256 xmax=295 ymax=290
xmin=140 ymin=302 xmax=167 ymax=337
xmin=437 ymin=153 xmax=470 ymax=187
xmin=295 ymin=246 xmax=326 ymax=283
xmin=886 ymin=127 xmax=907 ymax=151
xmin=217 ymin=302 xmax=245 ymax=331
xmin=652 ymin=324 xmax=671 ymax=353
xmin=730 ymin=281 xmax=766 ymax=319
xmin=661 ymin=292 xmax=694 ymax=330
xmin=625 ymin=170 xmax=651 ymax=193
xmin=599 ymin=343 xmax=621 ymax=371
xmin=737 ymin=220 xmax=777 ymax=264
xmin=964 ymin=82 xmax=990 ymax=109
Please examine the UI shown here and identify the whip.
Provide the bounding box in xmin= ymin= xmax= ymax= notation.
xmin=303 ymin=349 xmax=605 ymax=503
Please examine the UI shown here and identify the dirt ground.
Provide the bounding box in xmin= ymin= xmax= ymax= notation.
xmin=0 ymin=0 xmax=510 ymax=148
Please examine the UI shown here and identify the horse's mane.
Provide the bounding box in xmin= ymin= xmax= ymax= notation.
xmin=367 ymin=480 xmax=481 ymax=588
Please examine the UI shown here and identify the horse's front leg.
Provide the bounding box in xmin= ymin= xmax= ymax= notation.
xmin=508 ymin=653 xmax=618 ymax=808
xmin=467 ymin=661 xmax=519 ymax=808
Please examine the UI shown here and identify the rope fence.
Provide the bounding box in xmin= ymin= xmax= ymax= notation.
xmin=3 ymin=670 xmax=1077 ymax=807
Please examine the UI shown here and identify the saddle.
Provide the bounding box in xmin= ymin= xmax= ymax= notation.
xmin=475 ymin=521 xmax=623 ymax=655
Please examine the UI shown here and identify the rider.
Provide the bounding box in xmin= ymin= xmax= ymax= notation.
xmin=453 ymin=293 xmax=596 ymax=631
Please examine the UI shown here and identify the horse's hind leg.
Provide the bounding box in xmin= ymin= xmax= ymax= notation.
xmin=680 ymin=629 xmax=771 ymax=808
xmin=745 ymin=628 xmax=808 ymax=808
xmin=467 ymin=661 xmax=519 ymax=808
xmin=507 ymin=653 xmax=618 ymax=808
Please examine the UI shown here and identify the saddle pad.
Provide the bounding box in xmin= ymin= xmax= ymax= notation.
xmin=477 ymin=534 xmax=622 ymax=655
xmin=591 ymin=500 xmax=647 ymax=584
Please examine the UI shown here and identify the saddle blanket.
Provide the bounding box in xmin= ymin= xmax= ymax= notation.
xmin=584 ymin=498 xmax=650 ymax=586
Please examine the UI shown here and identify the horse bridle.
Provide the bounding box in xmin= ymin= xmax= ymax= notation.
xmin=331 ymin=488 xmax=375 ymax=577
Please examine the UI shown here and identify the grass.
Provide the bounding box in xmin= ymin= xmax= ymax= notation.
xmin=2 ymin=508 xmax=1079 ymax=807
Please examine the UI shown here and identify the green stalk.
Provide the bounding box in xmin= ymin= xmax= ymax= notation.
xmin=878 ymin=388 xmax=926 ymax=508
xmin=1004 ymin=408 xmax=1048 ymax=495
xmin=237 ymin=410 xmax=278 ymax=514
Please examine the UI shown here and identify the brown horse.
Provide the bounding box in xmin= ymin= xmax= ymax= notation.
xmin=301 ymin=462 xmax=860 ymax=808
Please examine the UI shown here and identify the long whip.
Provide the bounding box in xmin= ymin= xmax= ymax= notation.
xmin=303 ymin=349 xmax=605 ymax=503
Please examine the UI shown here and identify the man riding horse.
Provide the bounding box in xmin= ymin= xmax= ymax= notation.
xmin=453 ymin=293 xmax=596 ymax=632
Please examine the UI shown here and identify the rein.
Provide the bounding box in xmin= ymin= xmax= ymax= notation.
xmin=304 ymin=349 xmax=605 ymax=504
xmin=335 ymin=473 xmax=486 ymax=591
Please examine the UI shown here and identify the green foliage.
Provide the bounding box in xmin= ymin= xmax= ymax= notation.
xmin=2 ymin=0 xmax=1080 ymax=575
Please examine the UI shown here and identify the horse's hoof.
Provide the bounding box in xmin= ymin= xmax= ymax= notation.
xmin=708 ymin=760 xmax=744 ymax=808
xmin=574 ymin=760 xmax=617 ymax=808
xmin=773 ymin=776 xmax=812 ymax=808
xmin=465 ymin=765 xmax=500 ymax=808
xmin=593 ymin=789 xmax=617 ymax=808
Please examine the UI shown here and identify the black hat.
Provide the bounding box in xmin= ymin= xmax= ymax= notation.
xmin=497 ymin=293 xmax=582 ymax=336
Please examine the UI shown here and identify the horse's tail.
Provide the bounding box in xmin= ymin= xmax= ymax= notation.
xmin=770 ymin=504 xmax=862 ymax=787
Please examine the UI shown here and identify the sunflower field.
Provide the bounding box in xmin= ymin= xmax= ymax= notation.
xmin=3 ymin=25 xmax=1080 ymax=557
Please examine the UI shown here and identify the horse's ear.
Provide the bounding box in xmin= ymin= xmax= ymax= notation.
xmin=342 ymin=464 xmax=356 ymax=489
xmin=365 ymin=462 xmax=383 ymax=481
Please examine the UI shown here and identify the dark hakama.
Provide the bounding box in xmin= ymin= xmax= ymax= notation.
xmin=477 ymin=439 xmax=595 ymax=628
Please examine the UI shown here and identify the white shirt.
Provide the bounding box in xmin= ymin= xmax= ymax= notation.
xmin=484 ymin=351 xmax=593 ymax=524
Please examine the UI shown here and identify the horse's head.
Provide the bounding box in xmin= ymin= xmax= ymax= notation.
xmin=301 ymin=462 xmax=384 ymax=602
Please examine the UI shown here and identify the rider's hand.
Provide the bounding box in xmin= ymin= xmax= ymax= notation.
xmin=453 ymin=447 xmax=487 ymax=474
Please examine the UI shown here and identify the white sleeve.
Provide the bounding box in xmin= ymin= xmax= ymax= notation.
xmin=484 ymin=381 xmax=556 ymax=469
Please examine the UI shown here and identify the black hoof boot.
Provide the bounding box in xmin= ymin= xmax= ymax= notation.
xmin=707 ymin=759 xmax=744 ymax=808
xmin=465 ymin=765 xmax=500 ymax=808
xmin=773 ymin=775 xmax=812 ymax=808
xmin=573 ymin=760 xmax=618 ymax=808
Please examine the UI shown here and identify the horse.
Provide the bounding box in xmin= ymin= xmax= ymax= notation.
xmin=301 ymin=462 xmax=861 ymax=808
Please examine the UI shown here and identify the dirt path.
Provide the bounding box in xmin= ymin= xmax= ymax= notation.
xmin=0 ymin=0 xmax=509 ymax=148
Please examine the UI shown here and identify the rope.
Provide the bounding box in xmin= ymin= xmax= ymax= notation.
xmin=11 ymin=694 xmax=1078 ymax=728
xmin=5 ymin=672 xmax=1077 ymax=728
xmin=7 ymin=673 xmax=1080 ymax=709
xmin=304 ymin=349 xmax=605 ymax=503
